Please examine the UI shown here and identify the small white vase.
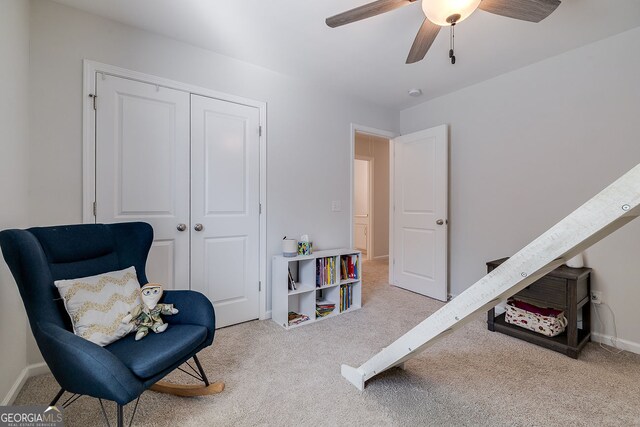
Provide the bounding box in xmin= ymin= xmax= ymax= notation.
xmin=566 ymin=253 xmax=584 ymax=268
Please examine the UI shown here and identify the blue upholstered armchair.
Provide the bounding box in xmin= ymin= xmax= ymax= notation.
xmin=0 ymin=222 xmax=221 ymax=426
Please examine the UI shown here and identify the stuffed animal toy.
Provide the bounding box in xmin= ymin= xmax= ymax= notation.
xmin=122 ymin=283 xmax=179 ymax=341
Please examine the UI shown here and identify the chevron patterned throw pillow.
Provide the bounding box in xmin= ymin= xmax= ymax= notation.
xmin=55 ymin=266 xmax=142 ymax=346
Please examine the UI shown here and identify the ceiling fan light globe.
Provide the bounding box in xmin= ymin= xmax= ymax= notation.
xmin=422 ymin=0 xmax=482 ymax=26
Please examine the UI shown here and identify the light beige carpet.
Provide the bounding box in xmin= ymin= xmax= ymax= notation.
xmin=15 ymin=259 xmax=640 ymax=426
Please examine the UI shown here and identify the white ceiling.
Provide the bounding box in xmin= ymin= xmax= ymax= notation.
xmin=52 ymin=0 xmax=640 ymax=110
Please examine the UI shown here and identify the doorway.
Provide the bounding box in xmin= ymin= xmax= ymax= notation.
xmin=350 ymin=123 xmax=449 ymax=302
xmin=353 ymin=157 xmax=372 ymax=259
xmin=352 ymin=130 xmax=392 ymax=265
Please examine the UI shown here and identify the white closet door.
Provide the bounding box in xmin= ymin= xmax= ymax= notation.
xmin=392 ymin=125 xmax=448 ymax=301
xmin=95 ymin=74 xmax=190 ymax=290
xmin=190 ymin=94 xmax=261 ymax=328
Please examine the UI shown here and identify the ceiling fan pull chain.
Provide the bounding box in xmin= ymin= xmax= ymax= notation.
xmin=449 ymin=23 xmax=456 ymax=65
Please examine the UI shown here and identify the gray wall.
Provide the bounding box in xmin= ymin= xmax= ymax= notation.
xmin=400 ymin=27 xmax=640 ymax=349
xmin=355 ymin=133 xmax=390 ymax=258
xmin=0 ymin=0 xmax=30 ymax=402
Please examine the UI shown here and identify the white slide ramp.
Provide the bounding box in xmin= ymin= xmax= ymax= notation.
xmin=342 ymin=164 xmax=640 ymax=390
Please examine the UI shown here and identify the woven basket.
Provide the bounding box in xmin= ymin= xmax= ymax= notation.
xmin=505 ymin=299 xmax=568 ymax=337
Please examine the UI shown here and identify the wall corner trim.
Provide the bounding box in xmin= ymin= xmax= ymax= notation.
xmin=1 ymin=362 xmax=50 ymax=406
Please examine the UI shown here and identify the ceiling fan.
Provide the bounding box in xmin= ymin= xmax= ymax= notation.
xmin=326 ymin=0 xmax=561 ymax=64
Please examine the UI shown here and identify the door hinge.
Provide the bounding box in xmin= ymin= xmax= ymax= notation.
xmin=89 ymin=94 xmax=97 ymax=110
xmin=259 ymin=203 xmax=262 ymax=214
xmin=258 ymin=125 xmax=262 ymax=137
xmin=393 ymin=258 xmax=396 ymax=266
xmin=92 ymin=201 xmax=97 ymax=217
xmin=259 ymin=281 xmax=262 ymax=291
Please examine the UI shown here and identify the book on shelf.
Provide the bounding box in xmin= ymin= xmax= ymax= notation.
xmin=316 ymin=257 xmax=336 ymax=287
xmin=288 ymin=311 xmax=309 ymax=326
xmin=288 ymin=267 xmax=297 ymax=291
xmin=340 ymin=283 xmax=354 ymax=312
xmin=315 ymin=298 xmax=335 ymax=317
xmin=340 ymin=254 xmax=359 ymax=281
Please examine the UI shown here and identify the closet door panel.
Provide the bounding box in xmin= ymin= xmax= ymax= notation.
xmin=204 ymin=112 xmax=247 ymax=214
xmin=191 ymin=94 xmax=261 ymax=328
xmin=95 ymin=74 xmax=190 ymax=290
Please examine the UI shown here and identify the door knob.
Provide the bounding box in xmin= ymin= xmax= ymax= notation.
xmin=177 ymin=223 xmax=187 ymax=232
xmin=194 ymin=223 xmax=204 ymax=232
xmin=436 ymin=219 xmax=446 ymax=225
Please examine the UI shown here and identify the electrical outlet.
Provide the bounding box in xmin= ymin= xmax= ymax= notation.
xmin=591 ymin=290 xmax=604 ymax=305
xmin=331 ymin=200 xmax=342 ymax=212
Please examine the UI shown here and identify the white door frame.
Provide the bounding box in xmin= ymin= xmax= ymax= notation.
xmin=353 ymin=155 xmax=374 ymax=260
xmin=82 ymin=60 xmax=269 ymax=321
xmin=349 ymin=124 xmax=397 ymax=262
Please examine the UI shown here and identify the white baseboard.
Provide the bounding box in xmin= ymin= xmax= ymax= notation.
xmin=591 ymin=332 xmax=640 ymax=355
xmin=1 ymin=367 xmax=29 ymax=406
xmin=1 ymin=362 xmax=50 ymax=406
xmin=28 ymin=362 xmax=50 ymax=377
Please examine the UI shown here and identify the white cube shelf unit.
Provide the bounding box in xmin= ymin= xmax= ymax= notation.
xmin=272 ymin=249 xmax=362 ymax=329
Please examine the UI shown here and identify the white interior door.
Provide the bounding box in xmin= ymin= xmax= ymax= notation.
xmin=354 ymin=159 xmax=370 ymax=254
xmin=392 ymin=125 xmax=448 ymax=301
xmin=95 ymin=74 xmax=190 ymax=290
xmin=190 ymin=94 xmax=261 ymax=328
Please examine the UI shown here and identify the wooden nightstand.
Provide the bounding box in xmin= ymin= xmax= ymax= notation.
xmin=487 ymin=257 xmax=592 ymax=358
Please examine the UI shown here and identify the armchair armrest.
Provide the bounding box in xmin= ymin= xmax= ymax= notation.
xmin=161 ymin=290 xmax=215 ymax=344
xmin=37 ymin=322 xmax=144 ymax=405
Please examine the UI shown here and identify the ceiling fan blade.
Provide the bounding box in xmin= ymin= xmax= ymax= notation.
xmin=479 ymin=0 xmax=561 ymax=23
xmin=326 ymin=0 xmax=417 ymax=28
xmin=406 ymin=18 xmax=440 ymax=64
